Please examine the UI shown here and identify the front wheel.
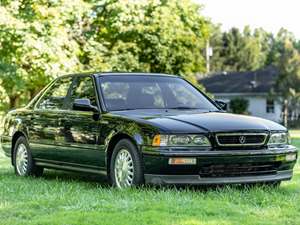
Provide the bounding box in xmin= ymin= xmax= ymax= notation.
xmin=110 ymin=139 xmax=144 ymax=188
xmin=13 ymin=136 xmax=44 ymax=177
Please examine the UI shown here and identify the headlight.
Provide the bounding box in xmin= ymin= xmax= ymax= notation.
xmin=152 ymin=134 xmax=211 ymax=147
xmin=268 ymin=132 xmax=290 ymax=147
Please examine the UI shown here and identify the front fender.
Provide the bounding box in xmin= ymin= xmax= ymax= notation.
xmin=103 ymin=121 xmax=148 ymax=152
xmin=102 ymin=118 xmax=160 ymax=169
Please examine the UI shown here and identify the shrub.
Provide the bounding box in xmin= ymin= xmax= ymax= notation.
xmin=229 ymin=98 xmax=249 ymax=114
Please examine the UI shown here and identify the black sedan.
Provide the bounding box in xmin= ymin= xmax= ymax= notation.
xmin=0 ymin=73 xmax=298 ymax=188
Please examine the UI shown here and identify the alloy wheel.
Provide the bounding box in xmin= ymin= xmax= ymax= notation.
xmin=114 ymin=149 xmax=134 ymax=188
xmin=15 ymin=143 xmax=29 ymax=176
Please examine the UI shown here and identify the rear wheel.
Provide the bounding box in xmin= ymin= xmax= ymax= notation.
xmin=110 ymin=139 xmax=144 ymax=188
xmin=13 ymin=136 xmax=44 ymax=177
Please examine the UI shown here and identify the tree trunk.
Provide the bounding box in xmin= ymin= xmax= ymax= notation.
xmin=283 ymin=99 xmax=288 ymax=127
xmin=29 ymin=89 xmax=36 ymax=100
xmin=9 ymin=96 xmax=20 ymax=109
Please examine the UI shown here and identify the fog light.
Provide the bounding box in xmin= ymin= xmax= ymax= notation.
xmin=168 ymin=158 xmax=196 ymax=165
xmin=286 ymin=154 xmax=297 ymax=162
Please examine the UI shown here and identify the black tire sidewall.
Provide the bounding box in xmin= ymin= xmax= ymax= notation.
xmin=13 ymin=136 xmax=35 ymax=176
xmin=110 ymin=139 xmax=144 ymax=187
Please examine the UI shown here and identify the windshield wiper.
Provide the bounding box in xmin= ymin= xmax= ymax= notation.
xmin=112 ymin=108 xmax=164 ymax=111
xmin=167 ymin=106 xmax=201 ymax=110
xmin=112 ymin=108 xmax=141 ymax=111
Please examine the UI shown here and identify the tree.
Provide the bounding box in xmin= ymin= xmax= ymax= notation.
xmin=0 ymin=0 xmax=91 ymax=109
xmin=273 ymin=36 xmax=300 ymax=126
xmin=209 ymin=26 xmax=272 ymax=73
xmin=0 ymin=0 xmax=210 ymax=110
xmin=84 ymin=0 xmax=210 ymax=83
xmin=208 ymin=24 xmax=225 ymax=72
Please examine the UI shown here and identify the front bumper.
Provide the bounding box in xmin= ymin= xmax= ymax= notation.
xmin=145 ymin=170 xmax=293 ymax=185
xmin=142 ymin=146 xmax=298 ymax=185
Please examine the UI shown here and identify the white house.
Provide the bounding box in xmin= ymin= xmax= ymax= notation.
xmin=200 ymin=66 xmax=283 ymax=123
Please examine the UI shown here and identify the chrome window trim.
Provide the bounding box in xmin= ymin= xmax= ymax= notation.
xmin=215 ymin=133 xmax=268 ymax=147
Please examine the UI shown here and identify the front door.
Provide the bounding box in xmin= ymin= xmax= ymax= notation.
xmin=29 ymin=76 xmax=73 ymax=162
xmin=57 ymin=75 xmax=104 ymax=169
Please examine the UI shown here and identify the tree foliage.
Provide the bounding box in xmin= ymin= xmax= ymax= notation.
xmin=269 ymin=29 xmax=300 ymax=124
xmin=0 ymin=0 xmax=210 ymax=110
xmin=210 ymin=26 xmax=273 ymax=73
xmin=229 ymin=98 xmax=249 ymax=114
xmin=0 ymin=0 xmax=89 ymax=109
xmin=209 ymin=26 xmax=300 ymax=121
xmin=1 ymin=0 xmax=300 ymax=112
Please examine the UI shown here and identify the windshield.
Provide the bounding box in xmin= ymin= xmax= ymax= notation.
xmin=98 ymin=75 xmax=218 ymax=111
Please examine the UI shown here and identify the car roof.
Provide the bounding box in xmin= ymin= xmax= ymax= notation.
xmin=57 ymin=72 xmax=179 ymax=79
xmin=96 ymin=72 xmax=178 ymax=78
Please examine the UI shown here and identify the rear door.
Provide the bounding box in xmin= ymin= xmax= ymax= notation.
xmin=57 ymin=75 xmax=104 ymax=169
xmin=29 ymin=76 xmax=74 ymax=162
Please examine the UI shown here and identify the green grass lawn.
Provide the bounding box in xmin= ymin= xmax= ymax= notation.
xmin=290 ymin=130 xmax=300 ymax=138
xmin=0 ymin=141 xmax=299 ymax=225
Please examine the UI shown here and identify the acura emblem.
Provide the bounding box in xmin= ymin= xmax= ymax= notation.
xmin=239 ymin=136 xmax=246 ymax=144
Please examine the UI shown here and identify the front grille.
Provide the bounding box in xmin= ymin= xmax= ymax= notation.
xmin=199 ymin=162 xmax=280 ymax=178
xmin=216 ymin=133 xmax=268 ymax=147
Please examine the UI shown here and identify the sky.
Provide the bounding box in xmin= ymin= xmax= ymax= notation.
xmin=195 ymin=0 xmax=300 ymax=38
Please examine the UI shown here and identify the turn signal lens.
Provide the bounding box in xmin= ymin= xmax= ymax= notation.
xmin=152 ymin=135 xmax=161 ymax=146
xmin=152 ymin=135 xmax=168 ymax=146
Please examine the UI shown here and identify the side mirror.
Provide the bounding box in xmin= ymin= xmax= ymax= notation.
xmin=73 ymin=98 xmax=99 ymax=112
xmin=215 ymin=100 xmax=227 ymax=111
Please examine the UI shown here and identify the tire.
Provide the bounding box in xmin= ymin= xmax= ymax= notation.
xmin=110 ymin=139 xmax=144 ymax=188
xmin=13 ymin=136 xmax=44 ymax=177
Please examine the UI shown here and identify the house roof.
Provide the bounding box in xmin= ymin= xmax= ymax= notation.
xmin=199 ymin=66 xmax=279 ymax=94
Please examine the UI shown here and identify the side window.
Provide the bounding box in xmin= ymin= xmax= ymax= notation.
xmin=36 ymin=77 xmax=73 ymax=110
xmin=69 ymin=76 xmax=97 ymax=109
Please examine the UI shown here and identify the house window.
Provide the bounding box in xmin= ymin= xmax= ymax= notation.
xmin=266 ymin=99 xmax=275 ymax=113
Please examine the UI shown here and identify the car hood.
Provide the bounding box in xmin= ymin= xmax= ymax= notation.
xmin=111 ymin=110 xmax=286 ymax=133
